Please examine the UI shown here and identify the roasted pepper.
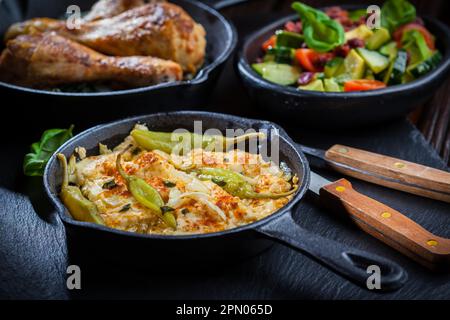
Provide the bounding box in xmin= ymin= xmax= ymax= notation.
xmin=131 ymin=129 xmax=265 ymax=154
xmin=196 ymin=167 xmax=297 ymax=199
xmin=116 ymin=152 xmax=176 ymax=229
xmin=57 ymin=153 xmax=104 ymax=225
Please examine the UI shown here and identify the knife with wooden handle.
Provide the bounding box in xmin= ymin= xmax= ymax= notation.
xmin=309 ymin=172 xmax=450 ymax=270
xmin=300 ymin=143 xmax=450 ymax=203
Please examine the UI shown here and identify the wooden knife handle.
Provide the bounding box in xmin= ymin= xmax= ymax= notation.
xmin=325 ymin=144 xmax=450 ymax=203
xmin=320 ymin=178 xmax=450 ymax=269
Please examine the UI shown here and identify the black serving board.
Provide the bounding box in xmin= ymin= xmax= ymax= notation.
xmin=1 ymin=2 xmax=450 ymax=300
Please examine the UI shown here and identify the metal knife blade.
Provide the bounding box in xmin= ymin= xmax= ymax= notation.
xmin=297 ymin=143 xmax=328 ymax=169
xmin=308 ymin=171 xmax=332 ymax=196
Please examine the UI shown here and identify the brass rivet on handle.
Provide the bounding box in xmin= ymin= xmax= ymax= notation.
xmin=336 ymin=186 xmax=346 ymax=192
xmin=338 ymin=147 xmax=349 ymax=153
xmin=427 ymin=240 xmax=438 ymax=247
xmin=394 ymin=162 xmax=406 ymax=169
xmin=381 ymin=212 xmax=391 ymax=218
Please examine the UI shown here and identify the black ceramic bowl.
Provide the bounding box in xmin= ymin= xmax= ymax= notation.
xmin=0 ymin=0 xmax=237 ymax=125
xmin=43 ymin=111 xmax=406 ymax=290
xmin=237 ymin=13 xmax=450 ymax=128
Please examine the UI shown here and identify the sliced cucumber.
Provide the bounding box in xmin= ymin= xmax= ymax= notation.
xmin=356 ymin=48 xmax=389 ymax=74
xmin=383 ymin=50 xmax=408 ymax=85
xmin=298 ymin=79 xmax=324 ymax=91
xmin=344 ymin=49 xmax=366 ymax=79
xmin=324 ymin=78 xmax=341 ymax=92
xmin=252 ymin=62 xmax=300 ymax=86
xmin=366 ymin=27 xmax=391 ymax=50
xmin=379 ymin=41 xmax=398 ymax=60
xmin=407 ymin=51 xmax=442 ymax=78
xmin=324 ymin=57 xmax=345 ymax=78
xmin=276 ymin=30 xmax=304 ymax=48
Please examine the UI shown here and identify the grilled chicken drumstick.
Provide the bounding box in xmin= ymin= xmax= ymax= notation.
xmin=5 ymin=1 xmax=206 ymax=73
xmin=0 ymin=33 xmax=183 ymax=88
xmin=83 ymin=0 xmax=146 ymax=22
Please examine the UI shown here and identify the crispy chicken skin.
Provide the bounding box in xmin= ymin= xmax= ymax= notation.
xmin=0 ymin=33 xmax=182 ymax=88
xmin=5 ymin=1 xmax=206 ymax=73
xmin=83 ymin=0 xmax=146 ymax=21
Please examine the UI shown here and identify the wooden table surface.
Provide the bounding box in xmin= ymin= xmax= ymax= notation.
xmin=218 ymin=0 xmax=450 ymax=167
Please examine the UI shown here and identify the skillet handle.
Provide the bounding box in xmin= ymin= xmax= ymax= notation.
xmin=320 ymin=178 xmax=450 ymax=269
xmin=203 ymin=0 xmax=249 ymax=10
xmin=325 ymin=144 xmax=450 ymax=203
xmin=256 ymin=212 xmax=407 ymax=291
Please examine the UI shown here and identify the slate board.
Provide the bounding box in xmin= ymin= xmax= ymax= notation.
xmin=1 ymin=2 xmax=450 ymax=300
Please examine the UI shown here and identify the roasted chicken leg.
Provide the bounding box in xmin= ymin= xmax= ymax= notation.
xmin=0 ymin=33 xmax=182 ymax=89
xmin=5 ymin=1 xmax=206 ymax=73
xmin=83 ymin=0 xmax=146 ymax=22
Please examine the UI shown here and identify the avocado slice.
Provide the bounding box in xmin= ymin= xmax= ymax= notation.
xmin=366 ymin=28 xmax=391 ymax=50
xmin=324 ymin=57 xmax=345 ymax=78
xmin=324 ymin=78 xmax=342 ymax=92
xmin=344 ymin=49 xmax=366 ymax=79
xmin=345 ymin=24 xmax=374 ymax=41
xmin=298 ymin=79 xmax=324 ymax=91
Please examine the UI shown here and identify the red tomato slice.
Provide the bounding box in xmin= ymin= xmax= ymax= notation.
xmin=344 ymin=79 xmax=387 ymax=92
xmin=262 ymin=35 xmax=276 ymax=51
xmin=393 ymin=23 xmax=435 ymax=50
xmin=295 ymin=49 xmax=334 ymax=72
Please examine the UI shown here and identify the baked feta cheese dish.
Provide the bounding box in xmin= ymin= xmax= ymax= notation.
xmin=57 ymin=124 xmax=298 ymax=235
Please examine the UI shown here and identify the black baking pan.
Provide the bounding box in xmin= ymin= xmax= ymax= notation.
xmin=0 ymin=0 xmax=237 ymax=125
xmin=237 ymin=10 xmax=450 ymax=128
xmin=44 ymin=111 xmax=407 ymax=291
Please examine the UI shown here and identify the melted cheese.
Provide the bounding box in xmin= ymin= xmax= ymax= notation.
xmin=72 ymin=134 xmax=297 ymax=235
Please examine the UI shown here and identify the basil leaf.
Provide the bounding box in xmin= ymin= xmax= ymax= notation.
xmin=381 ymin=0 xmax=416 ymax=32
xmin=292 ymin=2 xmax=345 ymax=52
xmin=23 ymin=125 xmax=74 ymax=176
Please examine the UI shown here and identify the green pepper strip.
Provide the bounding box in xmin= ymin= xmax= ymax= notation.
xmin=292 ymin=2 xmax=345 ymax=53
xmin=116 ymin=152 xmax=177 ymax=229
xmin=196 ymin=167 xmax=297 ymax=199
xmin=57 ymin=154 xmax=105 ymax=225
xmin=130 ymin=129 xmax=266 ymax=154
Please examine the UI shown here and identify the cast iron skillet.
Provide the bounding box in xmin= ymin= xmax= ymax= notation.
xmin=237 ymin=11 xmax=450 ymax=128
xmin=44 ymin=111 xmax=407 ymax=291
xmin=0 ymin=0 xmax=237 ymax=124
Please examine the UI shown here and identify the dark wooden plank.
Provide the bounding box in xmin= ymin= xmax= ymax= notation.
xmin=418 ymin=79 xmax=450 ymax=167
